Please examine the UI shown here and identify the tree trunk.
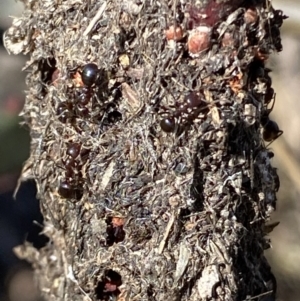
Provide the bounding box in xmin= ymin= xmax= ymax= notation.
xmin=4 ymin=0 xmax=285 ymax=300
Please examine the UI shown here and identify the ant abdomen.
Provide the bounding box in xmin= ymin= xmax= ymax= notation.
xmin=58 ymin=179 xmax=83 ymax=200
xmin=262 ymin=118 xmax=283 ymax=142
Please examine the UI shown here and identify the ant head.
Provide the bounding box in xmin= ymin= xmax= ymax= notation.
xmin=160 ymin=116 xmax=176 ymax=133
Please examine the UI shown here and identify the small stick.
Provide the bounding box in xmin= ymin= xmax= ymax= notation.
xmin=158 ymin=211 xmax=176 ymax=254
xmin=83 ymin=2 xmax=108 ymax=36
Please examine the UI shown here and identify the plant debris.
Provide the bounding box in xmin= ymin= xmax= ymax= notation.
xmin=5 ymin=0 xmax=286 ymax=300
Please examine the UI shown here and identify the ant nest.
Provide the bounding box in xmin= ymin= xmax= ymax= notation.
xmin=5 ymin=0 xmax=285 ymax=300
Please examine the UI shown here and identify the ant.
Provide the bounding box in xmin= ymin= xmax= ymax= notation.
xmin=75 ymin=63 xmax=99 ymax=118
xmin=160 ymin=91 xmax=208 ymax=133
xmin=260 ymin=94 xmax=283 ymax=143
xmin=264 ymin=86 xmax=274 ymax=106
xmin=58 ymin=142 xmax=90 ymax=200
xmin=55 ymin=63 xmax=100 ymax=122
xmin=262 ymin=119 xmax=283 ymax=142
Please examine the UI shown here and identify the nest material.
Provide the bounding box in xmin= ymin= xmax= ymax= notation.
xmin=5 ymin=0 xmax=285 ymax=300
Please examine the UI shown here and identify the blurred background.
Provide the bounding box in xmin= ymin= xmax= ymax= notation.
xmin=0 ymin=2 xmax=45 ymax=301
xmin=0 ymin=1 xmax=299 ymax=301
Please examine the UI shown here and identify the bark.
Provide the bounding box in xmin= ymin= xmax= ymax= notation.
xmin=4 ymin=0 xmax=285 ymax=300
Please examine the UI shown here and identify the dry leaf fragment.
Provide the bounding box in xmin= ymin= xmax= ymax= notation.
xmin=121 ymin=82 xmax=141 ymax=113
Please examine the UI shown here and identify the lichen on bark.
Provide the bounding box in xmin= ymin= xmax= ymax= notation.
xmin=5 ymin=0 xmax=285 ymax=300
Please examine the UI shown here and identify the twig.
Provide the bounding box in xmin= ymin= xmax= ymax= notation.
xmin=83 ymin=2 xmax=108 ymax=36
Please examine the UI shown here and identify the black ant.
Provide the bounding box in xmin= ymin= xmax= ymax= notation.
xmin=160 ymin=91 xmax=208 ymax=133
xmin=55 ymin=63 xmax=99 ymax=122
xmin=262 ymin=119 xmax=283 ymax=142
xmin=260 ymin=95 xmax=283 ymax=143
xmin=58 ymin=142 xmax=90 ymax=200
xmin=75 ymin=63 xmax=100 ymax=118
xmin=264 ymin=86 xmax=274 ymax=106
